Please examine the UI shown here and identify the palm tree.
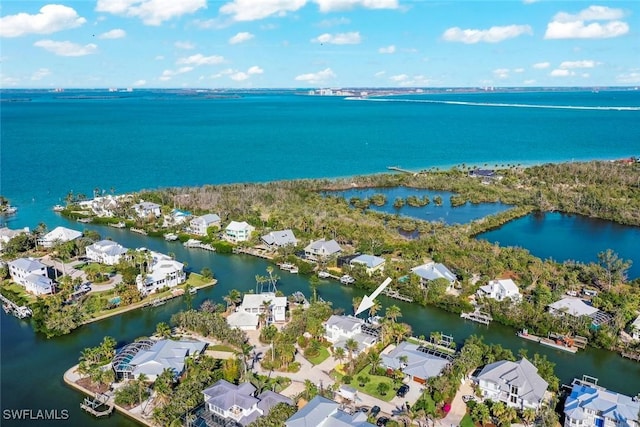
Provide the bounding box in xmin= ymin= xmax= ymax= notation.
xmin=352 ymin=296 xmax=362 ymax=315
xmin=334 ymin=347 xmax=346 ymax=367
xmin=385 ymin=305 xmax=402 ymax=322
xmin=224 ymin=289 xmax=241 ymax=311
xmin=368 ymin=352 xmax=381 ymax=373
xmin=155 ymin=322 xmax=172 ymax=338
xmin=368 ymin=300 xmax=381 ymax=318
xmin=344 ymin=339 xmax=359 ymax=374
xmin=137 ymin=373 xmax=149 ymax=406
xmin=522 ymin=408 xmax=536 ymax=426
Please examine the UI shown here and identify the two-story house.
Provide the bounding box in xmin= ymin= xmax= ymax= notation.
xmin=564 ymin=377 xmax=639 ymax=427
xmin=411 ymin=262 xmax=457 ymax=288
xmin=478 ymin=279 xmax=522 ymax=302
xmin=349 ymin=254 xmax=386 ymax=275
xmin=226 ymin=293 xmax=288 ymax=330
xmin=224 ymin=221 xmax=255 ymax=243
xmin=260 ymin=229 xmax=298 ymax=250
xmin=132 ymin=201 xmax=161 ymax=218
xmin=475 ymin=357 xmax=548 ymax=411
xmin=324 ymin=315 xmax=378 ymax=355
xmin=0 ymin=226 xmax=30 ymax=252
xmin=85 ymin=239 xmax=128 ymax=265
xmin=8 ymin=258 xmax=54 ymax=295
xmin=304 ymin=238 xmax=342 ymax=261
xmin=136 ymin=250 xmax=186 ymax=295
xmin=190 ymin=214 xmax=221 ymax=236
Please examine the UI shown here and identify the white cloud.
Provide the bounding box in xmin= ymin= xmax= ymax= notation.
xmin=493 ymin=68 xmax=510 ymax=79
xmin=159 ymin=66 xmax=194 ymax=81
xmin=316 ymin=17 xmax=350 ymax=27
xmin=175 ymin=41 xmax=195 ymax=50
xmin=374 ymin=71 xmax=386 ymax=77
xmin=314 ymin=0 xmax=399 ymax=12
xmin=513 ymin=68 xmax=525 ymax=73
xmin=295 ymin=67 xmax=336 ymax=84
xmin=550 ymin=69 xmax=574 ymax=77
xmin=0 ymin=4 xmax=86 ymax=38
xmin=616 ymin=71 xmax=640 ymax=84
xmin=544 ymin=6 xmax=628 ymax=39
xmin=133 ymin=79 xmax=147 ymax=86
xmin=533 ymin=61 xmax=550 ymax=69
xmin=524 ymin=79 xmax=537 ymax=84
xmin=96 ymin=0 xmax=206 ymax=26
xmin=177 ymin=54 xmax=225 ymax=66
xmin=31 ymin=68 xmax=51 ymax=81
xmin=378 ymin=45 xmax=396 ymax=54
xmin=219 ymin=0 xmax=306 ymax=22
xmin=312 ymin=32 xmax=361 ymax=45
xmin=1 ymin=74 xmax=20 ymax=87
xmin=559 ymin=60 xmax=597 ymax=69
xmin=231 ymin=72 xmax=249 ymax=81
xmin=34 ymin=40 xmax=98 ymax=56
xmin=442 ymin=25 xmax=532 ymax=44
xmin=248 ymin=66 xmax=264 ymax=74
xmin=389 ymin=73 xmax=433 ymax=86
xmin=229 ymin=32 xmax=254 ymax=44
xmin=390 ymin=74 xmax=408 ymax=82
xmin=99 ymin=29 xmax=126 ymax=39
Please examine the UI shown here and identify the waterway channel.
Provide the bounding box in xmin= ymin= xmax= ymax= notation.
xmin=1 ymin=220 xmax=640 ymax=427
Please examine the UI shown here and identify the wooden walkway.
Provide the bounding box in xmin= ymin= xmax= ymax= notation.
xmin=387 ymin=166 xmax=422 ymax=176
xmin=381 ymin=288 xmax=413 ymax=302
xmin=460 ymin=310 xmax=492 ymax=325
xmin=0 ymin=294 xmax=32 ymax=318
xmin=233 ymin=247 xmax=274 ymax=259
xmin=81 ymin=393 xmax=114 ymax=418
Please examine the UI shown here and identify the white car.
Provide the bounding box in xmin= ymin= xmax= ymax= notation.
xmin=462 ymin=395 xmax=477 ymax=403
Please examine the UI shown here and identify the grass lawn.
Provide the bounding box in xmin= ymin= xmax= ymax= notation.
xmin=337 ymin=364 xmax=397 ymax=402
xmin=307 ymin=347 xmax=330 ymax=365
xmin=460 ymin=414 xmax=475 ymax=427
xmin=185 ymin=272 xmax=214 ymax=288
xmin=0 ymin=281 xmax=37 ymax=305
xmin=209 ymin=344 xmax=236 ymax=352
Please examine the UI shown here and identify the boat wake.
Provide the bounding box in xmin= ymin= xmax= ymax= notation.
xmin=356 ymin=97 xmax=640 ymax=111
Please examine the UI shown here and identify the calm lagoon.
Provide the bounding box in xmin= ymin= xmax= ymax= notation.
xmin=327 ymin=187 xmax=511 ymax=224
xmin=477 ymin=212 xmax=640 ymax=279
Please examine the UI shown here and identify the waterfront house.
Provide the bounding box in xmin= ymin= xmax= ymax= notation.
xmin=0 ymin=226 xmax=30 ymax=252
xmin=474 ymin=357 xmax=548 ymax=410
xmin=285 ymin=395 xmax=375 ymax=427
xmin=135 ymin=250 xmax=186 ymax=295
xmin=88 ymin=195 xmax=120 ymax=217
xmin=477 ymin=279 xmax=522 ymax=302
xmin=201 ymin=380 xmax=293 ymax=426
xmin=564 ymin=377 xmax=640 ymax=427
xmin=324 ymin=315 xmax=378 ymax=355
xmin=260 ymin=229 xmax=298 ymax=250
xmin=630 ymin=315 xmax=640 ymax=341
xmin=190 ymin=214 xmax=221 ymax=236
xmin=226 ymin=292 xmax=288 ymax=330
xmin=349 ymin=254 xmax=386 ymax=275
xmin=8 ymin=258 xmax=54 ymax=295
xmin=411 ymin=262 xmax=457 ymax=288
xmin=39 ymin=226 xmax=82 ymax=248
xmin=224 ymin=221 xmax=255 ymax=243
xmin=85 ymin=239 xmax=128 ymax=265
xmin=112 ymin=338 xmax=206 ymax=380
xmin=304 ymin=238 xmax=342 ymax=261
xmin=548 ymin=297 xmax=612 ymax=329
xmin=132 ymin=201 xmax=161 ymax=218
xmin=380 ymin=341 xmax=452 ymax=385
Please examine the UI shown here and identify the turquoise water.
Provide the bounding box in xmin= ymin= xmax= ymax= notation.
xmin=2 ymin=90 xmax=640 ymax=425
xmin=327 ymin=187 xmax=511 ymax=224
xmin=478 ymin=212 xmax=640 ymax=279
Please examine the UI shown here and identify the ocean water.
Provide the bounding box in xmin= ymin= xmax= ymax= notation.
xmin=2 ymin=89 xmax=640 ymax=229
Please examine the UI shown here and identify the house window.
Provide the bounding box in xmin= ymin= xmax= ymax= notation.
xmin=510 ymin=385 xmax=518 ymax=395
xmin=510 ymin=395 xmax=517 ymax=404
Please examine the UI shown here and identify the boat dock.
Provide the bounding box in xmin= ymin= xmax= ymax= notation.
xmin=233 ymin=247 xmax=274 ymax=259
xmin=109 ymin=221 xmax=126 ymax=228
xmin=387 ymin=166 xmax=422 ymax=176
xmin=517 ymin=329 xmax=579 ymax=353
xmin=621 ymin=352 xmax=640 ymax=362
xmin=318 ymin=271 xmax=340 ymax=280
xmin=130 ymin=228 xmax=148 ymax=235
xmin=460 ymin=310 xmax=493 ymax=325
xmin=81 ymin=393 xmax=114 ymax=418
xmin=1 ymin=294 xmax=32 ymax=319
xmin=381 ymin=288 xmax=414 ymax=302
xmin=184 ymin=239 xmax=216 ymax=251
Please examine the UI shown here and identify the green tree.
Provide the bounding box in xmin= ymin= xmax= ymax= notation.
xmin=376 ymin=382 xmax=390 ymax=396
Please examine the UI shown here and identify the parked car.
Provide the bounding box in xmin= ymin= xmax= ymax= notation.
xmin=376 ymin=416 xmax=389 ymax=426
xmin=358 ymin=407 xmax=369 ymax=413
xmin=396 ymin=384 xmax=410 ymax=397
xmin=462 ymin=395 xmax=476 ymax=403
xmin=370 ymin=406 xmax=381 ymax=417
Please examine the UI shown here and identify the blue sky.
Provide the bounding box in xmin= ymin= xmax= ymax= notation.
xmin=1 ymin=0 xmax=638 ymax=88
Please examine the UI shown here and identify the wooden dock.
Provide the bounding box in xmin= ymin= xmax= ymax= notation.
xmin=130 ymin=228 xmax=148 ymax=235
xmin=460 ymin=310 xmax=492 ymax=325
xmin=81 ymin=393 xmax=114 ymax=418
xmin=517 ymin=330 xmax=579 ymax=354
xmin=622 ymin=352 xmax=640 ymax=362
xmin=387 ymin=166 xmax=422 ymax=176
xmin=233 ymin=247 xmax=274 ymax=259
xmin=184 ymin=239 xmax=216 ymax=251
xmin=1 ymin=294 xmax=32 ymax=318
xmin=381 ymin=288 xmax=413 ymax=302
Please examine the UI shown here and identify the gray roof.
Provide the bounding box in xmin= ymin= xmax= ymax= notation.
xmin=286 ymin=395 xmax=375 ymax=427
xmin=87 ymin=240 xmax=128 ymax=256
xmin=381 ymin=341 xmax=450 ymax=381
xmin=411 ymin=262 xmax=456 ymax=283
xmin=25 ymin=273 xmax=53 ymax=291
xmin=261 ymin=229 xmax=297 ymax=246
xmin=477 ymin=358 xmax=548 ymax=405
xmin=128 ymin=339 xmax=206 ymax=377
xmin=193 ymin=214 xmax=221 ymax=225
xmin=350 ymin=254 xmax=385 ymax=269
xmin=565 ymin=382 xmax=640 ymax=426
xmin=256 ymin=390 xmax=294 ymax=414
xmin=9 ymin=257 xmax=47 ymax=273
xmin=549 ymin=297 xmax=599 ymax=317
xmin=305 ymin=238 xmax=342 ymax=255
xmin=203 ymin=380 xmax=258 ymax=412
xmin=326 ymin=315 xmax=363 ymax=334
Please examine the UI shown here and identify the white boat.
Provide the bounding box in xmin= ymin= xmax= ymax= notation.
xmin=3 ymin=206 xmax=17 ymax=215
xmin=53 ymin=205 xmax=65 ymax=212
xmin=340 ymin=275 xmax=355 ymax=285
xmin=189 ymin=288 xmax=197 ymax=295
xmin=279 ymin=263 xmax=299 ymax=273
xmin=164 ymin=233 xmax=178 ymax=241
xmin=318 ymin=271 xmax=331 ymax=278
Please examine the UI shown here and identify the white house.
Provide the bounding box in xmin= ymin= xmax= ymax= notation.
xmin=39 ymin=226 xmax=82 ymax=248
xmin=304 ymin=238 xmax=342 ymax=261
xmin=136 ymin=251 xmax=186 ymax=295
xmin=261 ymin=229 xmax=298 ymax=250
xmin=411 ymin=262 xmax=457 ymax=287
xmin=475 ymin=358 xmax=548 ymax=410
xmin=564 ymin=377 xmax=640 ymax=427
xmin=132 ymin=201 xmax=161 ymax=218
xmin=381 ymin=341 xmax=451 ymax=385
xmin=227 ymin=292 xmax=288 ymax=330
xmin=630 ymin=315 xmax=640 ymax=341
xmin=8 ymin=258 xmax=54 ymax=295
xmin=190 ymin=214 xmax=221 ymax=236
xmin=548 ymin=297 xmax=599 ymax=318
xmin=224 ymin=221 xmax=255 ymax=243
xmin=349 ymin=254 xmax=386 ymax=275
xmin=0 ymin=227 xmax=29 ymax=252
xmin=202 ymin=380 xmax=293 ymax=426
xmin=478 ymin=279 xmax=522 ymax=302
xmin=286 ymin=395 xmax=374 ymax=427
xmin=324 ymin=315 xmax=378 ymax=355
xmin=85 ymin=240 xmax=128 ymax=265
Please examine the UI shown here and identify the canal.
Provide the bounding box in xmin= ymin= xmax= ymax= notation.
xmin=2 ymin=220 xmax=640 ymax=427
